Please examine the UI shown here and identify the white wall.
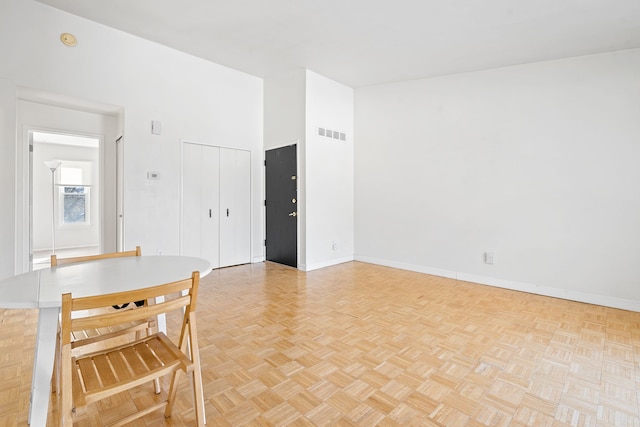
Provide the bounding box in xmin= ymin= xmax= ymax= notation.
xmin=264 ymin=68 xmax=306 ymax=151
xmin=355 ymin=49 xmax=640 ymax=310
xmin=0 ymin=0 xmax=263 ymax=278
xmin=32 ymin=142 xmax=99 ymax=251
xmin=0 ymin=79 xmax=16 ymax=278
xmin=304 ymin=71 xmax=354 ymax=270
xmin=263 ymin=68 xmax=307 ymax=266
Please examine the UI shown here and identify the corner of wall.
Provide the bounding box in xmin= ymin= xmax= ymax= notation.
xmin=0 ymin=80 xmax=17 ymax=278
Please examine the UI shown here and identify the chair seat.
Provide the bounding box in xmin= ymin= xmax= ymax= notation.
xmin=72 ymin=333 xmax=192 ymax=409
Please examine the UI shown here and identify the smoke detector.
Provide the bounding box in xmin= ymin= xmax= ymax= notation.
xmin=60 ymin=33 xmax=77 ymax=47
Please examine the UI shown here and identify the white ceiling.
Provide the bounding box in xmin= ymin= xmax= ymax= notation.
xmin=35 ymin=0 xmax=640 ymax=87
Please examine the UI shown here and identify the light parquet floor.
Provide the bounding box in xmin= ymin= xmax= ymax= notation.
xmin=2 ymin=261 xmax=640 ymax=426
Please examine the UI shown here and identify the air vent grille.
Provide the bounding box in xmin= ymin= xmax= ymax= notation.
xmin=317 ymin=127 xmax=348 ymax=142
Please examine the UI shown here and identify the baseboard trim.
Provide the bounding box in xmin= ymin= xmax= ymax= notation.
xmin=355 ymin=256 xmax=457 ymax=280
xmin=355 ymin=256 xmax=640 ymax=312
xmin=305 ymin=256 xmax=355 ymax=272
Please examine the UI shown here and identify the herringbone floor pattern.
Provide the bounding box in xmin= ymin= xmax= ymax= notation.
xmin=1 ymin=261 xmax=640 ymax=426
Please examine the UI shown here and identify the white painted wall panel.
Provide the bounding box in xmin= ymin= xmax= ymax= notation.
xmin=304 ymin=71 xmax=354 ymax=271
xmin=355 ymin=49 xmax=640 ymax=305
xmin=0 ymin=79 xmax=16 ymax=278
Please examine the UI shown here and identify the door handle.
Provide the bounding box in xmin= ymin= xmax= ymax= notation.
xmin=209 ymin=209 xmax=212 ymax=218
xmin=289 ymin=212 xmax=297 ymax=217
xmin=227 ymin=208 xmax=229 ymax=217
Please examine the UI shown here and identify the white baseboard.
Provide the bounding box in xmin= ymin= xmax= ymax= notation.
xmin=356 ymin=256 xmax=457 ymax=280
xmin=304 ymin=256 xmax=355 ymax=272
xmin=355 ymin=255 xmax=640 ymax=312
xmin=252 ymin=256 xmax=266 ymax=263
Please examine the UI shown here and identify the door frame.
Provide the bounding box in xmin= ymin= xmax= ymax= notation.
xmin=25 ymin=126 xmax=104 ymax=270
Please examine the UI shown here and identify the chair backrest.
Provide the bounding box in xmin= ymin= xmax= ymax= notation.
xmin=51 ymin=246 xmax=142 ymax=266
xmin=60 ymin=271 xmax=200 ymax=353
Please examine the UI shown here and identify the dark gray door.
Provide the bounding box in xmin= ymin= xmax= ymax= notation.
xmin=265 ymin=145 xmax=297 ymax=267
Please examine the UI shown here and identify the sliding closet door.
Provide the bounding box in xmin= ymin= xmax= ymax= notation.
xmin=219 ymin=148 xmax=251 ymax=267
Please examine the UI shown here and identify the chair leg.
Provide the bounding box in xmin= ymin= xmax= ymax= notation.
xmin=164 ymin=370 xmax=182 ymax=418
xmin=51 ymin=327 xmax=61 ymax=394
xmin=191 ymin=365 xmax=205 ymax=426
xmin=187 ymin=318 xmax=205 ymax=425
xmin=60 ymin=346 xmax=73 ymax=427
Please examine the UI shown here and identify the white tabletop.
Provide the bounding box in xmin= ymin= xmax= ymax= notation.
xmin=38 ymin=255 xmax=211 ymax=307
xmin=0 ymin=255 xmax=212 ymax=309
xmin=0 ymin=270 xmax=40 ymax=309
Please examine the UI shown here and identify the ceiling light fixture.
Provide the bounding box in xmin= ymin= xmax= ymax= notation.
xmin=60 ymin=33 xmax=77 ymax=47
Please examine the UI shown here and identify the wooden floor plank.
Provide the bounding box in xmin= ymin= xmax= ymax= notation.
xmin=1 ymin=261 xmax=640 ymax=425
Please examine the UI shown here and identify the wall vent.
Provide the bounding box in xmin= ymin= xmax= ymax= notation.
xmin=318 ymin=127 xmax=347 ymax=142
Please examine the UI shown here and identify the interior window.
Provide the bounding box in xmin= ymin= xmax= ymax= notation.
xmin=59 ymin=166 xmax=90 ymax=226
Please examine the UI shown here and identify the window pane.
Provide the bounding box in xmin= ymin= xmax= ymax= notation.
xmin=64 ymin=186 xmax=85 ymax=194
xmin=64 ymin=194 xmax=86 ymax=223
xmin=63 ymin=186 xmax=87 ymax=224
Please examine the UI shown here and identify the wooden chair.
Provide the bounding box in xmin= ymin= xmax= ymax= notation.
xmin=51 ymin=247 xmax=158 ymax=393
xmin=59 ymin=271 xmax=204 ymax=427
xmin=51 ymin=246 xmax=142 ymax=267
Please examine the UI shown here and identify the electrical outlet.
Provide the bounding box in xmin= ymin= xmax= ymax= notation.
xmin=484 ymin=252 xmax=494 ymax=264
xmin=332 ymin=241 xmax=338 ymax=251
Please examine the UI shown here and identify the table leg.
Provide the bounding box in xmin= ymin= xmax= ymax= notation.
xmin=29 ymin=307 xmax=59 ymax=426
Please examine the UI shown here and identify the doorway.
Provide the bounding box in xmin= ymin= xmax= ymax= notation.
xmin=30 ymin=131 xmax=101 ymax=269
xmin=265 ymin=144 xmax=297 ymax=268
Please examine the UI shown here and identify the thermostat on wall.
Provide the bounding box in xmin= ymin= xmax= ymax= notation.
xmin=147 ymin=171 xmax=160 ymax=180
xmin=151 ymin=120 xmax=162 ymax=135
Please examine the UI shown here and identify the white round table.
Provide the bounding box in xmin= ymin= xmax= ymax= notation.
xmin=0 ymin=255 xmax=211 ymax=426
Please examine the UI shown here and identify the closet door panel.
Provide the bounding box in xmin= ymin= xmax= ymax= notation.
xmin=235 ymin=150 xmax=251 ymax=264
xmin=202 ymin=146 xmax=220 ymax=269
xmin=219 ymin=148 xmax=251 ymax=267
xmin=219 ymin=148 xmax=235 ymax=268
xmin=182 ymin=143 xmax=203 ymax=258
